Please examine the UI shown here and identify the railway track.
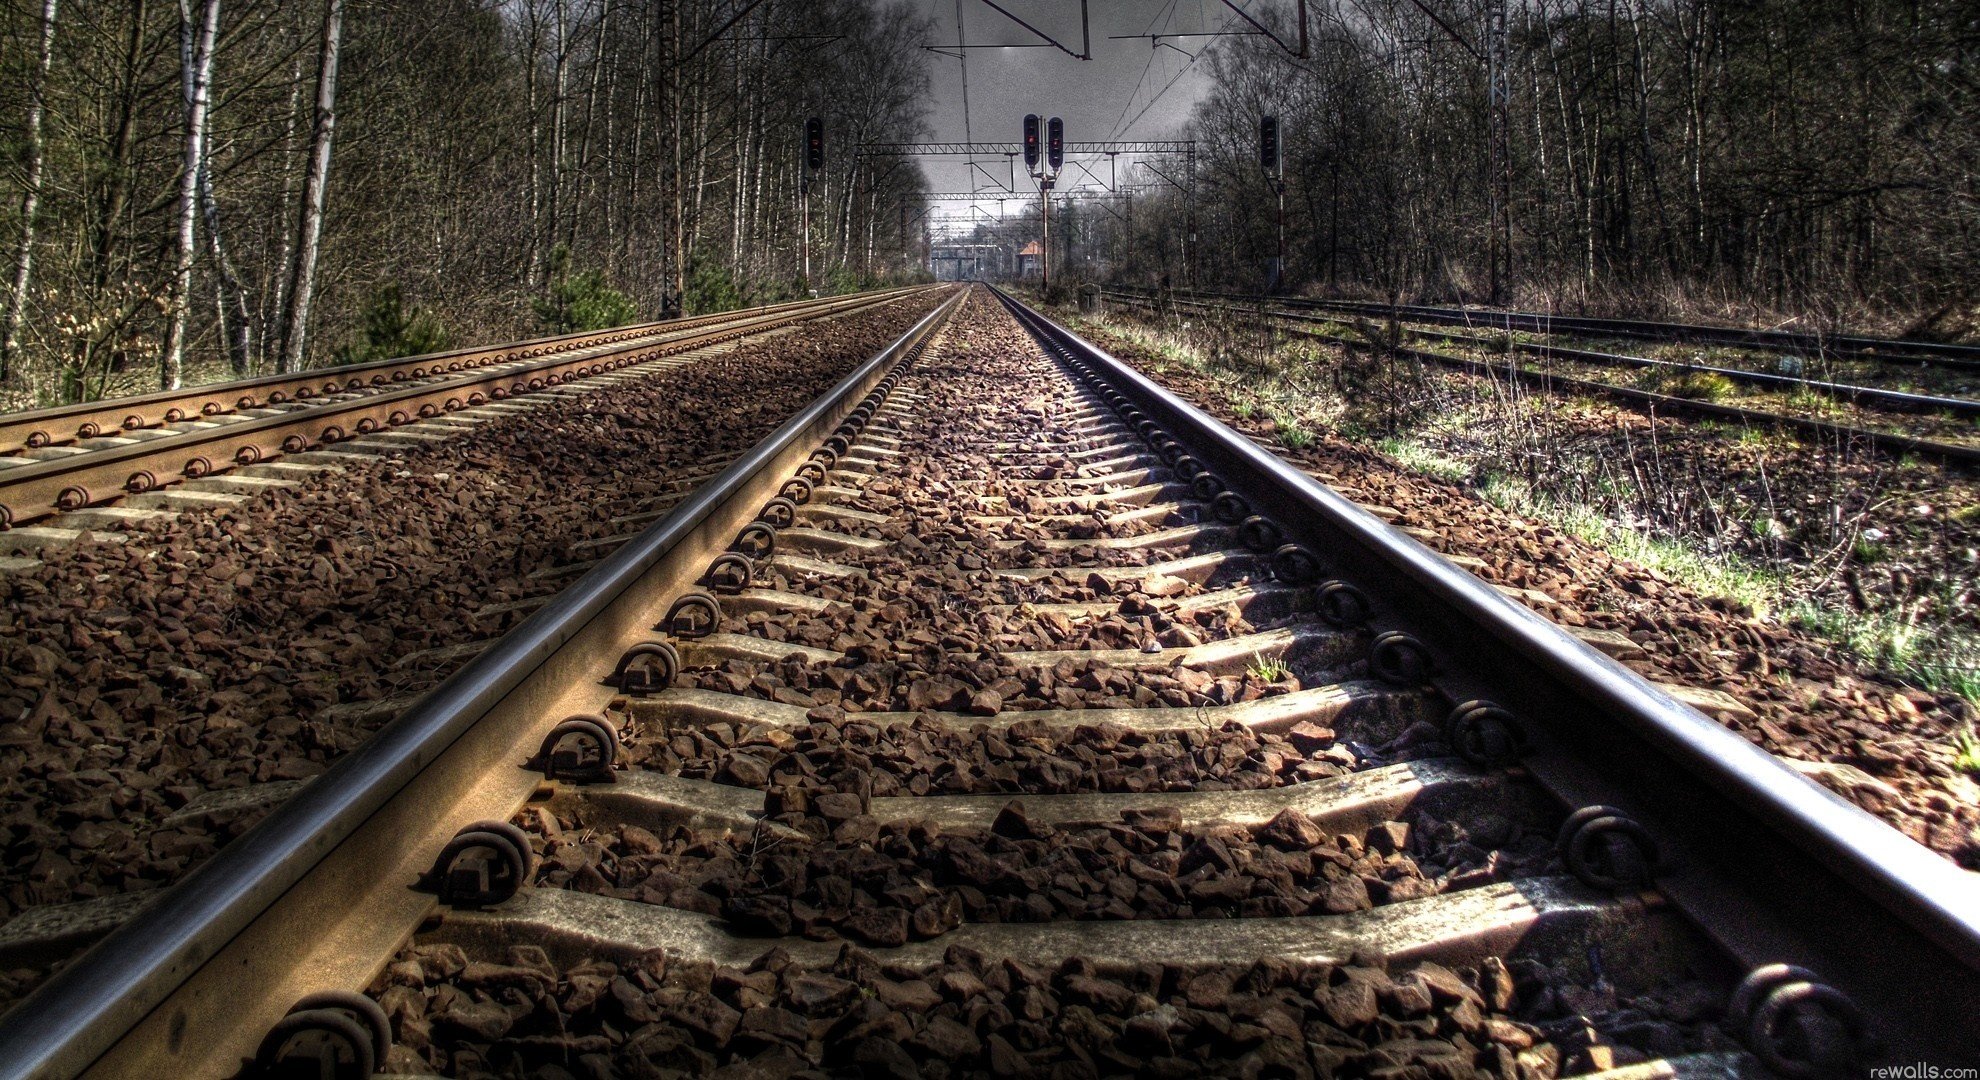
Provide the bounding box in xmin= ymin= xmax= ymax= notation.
xmin=0 ymin=284 xmax=1972 ymax=1077
xmin=0 ymin=286 xmax=934 ymax=533
xmin=1104 ymin=290 xmax=1980 ymax=467
xmin=1108 ymin=286 xmax=1980 ymax=373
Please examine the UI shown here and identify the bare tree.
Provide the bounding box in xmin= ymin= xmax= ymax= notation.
xmin=160 ymin=0 xmax=221 ymax=390
xmin=277 ymin=0 xmax=343 ymax=373
xmin=2 ymin=0 xmax=59 ymax=382
xmin=0 ymin=0 xmax=937 ymax=404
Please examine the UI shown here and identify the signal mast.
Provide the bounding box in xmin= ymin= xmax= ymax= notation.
xmin=1023 ymin=115 xmax=1064 ymax=291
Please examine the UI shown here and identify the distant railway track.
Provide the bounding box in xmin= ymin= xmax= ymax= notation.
xmin=0 ymin=287 xmax=936 ymax=530
xmin=1110 ymin=285 xmax=1980 ymax=372
xmin=1105 ymin=289 xmax=1980 ymax=467
xmin=0 ymin=284 xmax=1971 ymax=1077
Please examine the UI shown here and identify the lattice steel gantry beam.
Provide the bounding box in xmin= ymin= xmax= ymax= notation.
xmin=859 ymin=141 xmax=1194 ymax=156
xmin=920 ymin=190 xmax=1145 ymax=201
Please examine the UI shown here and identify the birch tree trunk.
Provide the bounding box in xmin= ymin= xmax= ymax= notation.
xmin=668 ymin=0 xmax=686 ymax=313
xmin=161 ymin=0 xmax=221 ymax=391
xmin=188 ymin=3 xmax=250 ymax=376
xmin=522 ymin=1 xmax=543 ymax=284
xmin=278 ymin=0 xmax=344 ymax=374
xmin=201 ymin=153 xmax=253 ymax=376
xmin=266 ymin=52 xmax=303 ymax=368
xmin=550 ymin=0 xmax=570 ymax=254
xmin=2 ymin=0 xmax=58 ymax=383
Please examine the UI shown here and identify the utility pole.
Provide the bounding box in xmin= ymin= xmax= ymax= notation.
xmin=1186 ymin=142 xmax=1198 ymax=291
xmin=1485 ymin=0 xmax=1511 ymax=304
xmin=803 ymin=116 xmax=823 ymax=293
xmin=1403 ymin=0 xmax=1513 ymax=304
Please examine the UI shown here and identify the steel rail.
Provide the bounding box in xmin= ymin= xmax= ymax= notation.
xmin=993 ymin=285 xmax=1980 ymax=1064
xmin=0 ymin=288 xmax=923 ymax=456
xmin=0 ymin=287 xmax=966 ymax=1080
xmin=1107 ymin=290 xmax=1980 ymax=466
xmin=1110 ymin=284 xmax=1980 ymax=370
xmin=0 ymin=287 xmax=939 ymax=528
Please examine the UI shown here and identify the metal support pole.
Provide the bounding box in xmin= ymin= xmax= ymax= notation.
xmin=1186 ymin=145 xmax=1198 ymax=290
xmin=1040 ymin=179 xmax=1051 ymax=293
xmin=1486 ymin=0 xmax=1510 ymax=305
xmin=1273 ymin=178 xmax=1286 ymax=294
xmin=801 ymin=175 xmax=812 ymax=292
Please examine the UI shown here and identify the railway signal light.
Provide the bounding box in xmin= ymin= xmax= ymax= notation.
xmin=1023 ymin=114 xmax=1041 ymax=170
xmin=1047 ymin=117 xmax=1064 ymax=172
xmin=1260 ymin=115 xmax=1281 ymax=174
xmin=804 ymin=117 xmax=824 ymax=172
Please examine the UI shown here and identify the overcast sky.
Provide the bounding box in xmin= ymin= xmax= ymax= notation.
xmin=908 ymin=1 xmax=1238 ymax=236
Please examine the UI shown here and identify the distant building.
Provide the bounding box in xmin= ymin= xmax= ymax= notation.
xmin=1016 ymin=241 xmax=1043 ymax=278
xmin=928 ymin=243 xmax=1008 ymax=280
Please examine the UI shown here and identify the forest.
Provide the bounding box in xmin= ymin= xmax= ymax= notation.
xmin=5 ymin=0 xmax=1975 ymax=408
xmin=1088 ymin=0 xmax=1977 ymax=331
xmin=0 ymin=0 xmax=934 ymax=407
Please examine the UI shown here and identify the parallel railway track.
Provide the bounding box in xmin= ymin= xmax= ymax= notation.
xmin=1105 ymin=290 xmax=1980 ymax=467
xmin=0 ymin=285 xmax=1972 ymax=1077
xmin=0 ymin=287 xmax=935 ymax=531
xmin=1108 ymin=286 xmax=1980 ymax=373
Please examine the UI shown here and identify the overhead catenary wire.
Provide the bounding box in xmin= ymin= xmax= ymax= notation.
xmin=1108 ymin=0 xmax=1180 ymax=140
xmin=1112 ymin=0 xmax=1247 ymax=139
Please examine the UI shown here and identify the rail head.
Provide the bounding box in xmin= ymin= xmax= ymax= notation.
xmin=993 ymin=285 xmax=1980 ymax=1061
xmin=0 ymin=287 xmax=964 ymax=1080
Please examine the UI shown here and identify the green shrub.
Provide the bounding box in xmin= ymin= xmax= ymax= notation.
xmin=684 ymin=251 xmax=742 ymax=315
xmin=535 ymin=245 xmax=640 ymax=332
xmin=334 ymin=283 xmax=450 ymax=364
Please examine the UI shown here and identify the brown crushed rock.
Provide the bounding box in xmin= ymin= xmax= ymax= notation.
xmin=1078 ymin=317 xmax=1980 ymax=868
xmin=372 ymin=290 xmax=1738 ymax=1077
xmin=732 ymin=562 xmax=1263 ymax=656
xmin=628 ymin=712 xmax=1394 ymax=796
xmin=522 ymin=798 xmax=1554 ymax=943
xmin=667 ymin=290 xmax=1364 ymax=718
xmin=671 ymin=647 xmax=1351 ymax=720
xmin=0 ymin=293 xmax=947 ymax=932
xmin=367 ymin=938 xmax=1733 ymax=1078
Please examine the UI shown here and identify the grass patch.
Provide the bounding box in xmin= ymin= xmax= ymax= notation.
xmin=1277 ymin=425 xmax=1314 ymax=450
xmin=1954 ymin=726 xmax=1980 ymax=775
xmin=1377 ymin=437 xmax=1471 ymax=484
xmin=1667 ymin=371 xmax=1737 ymax=401
xmin=1248 ymin=653 xmax=1291 ymax=683
xmin=1789 ymin=601 xmax=1980 ymax=707
xmin=1477 ymin=473 xmax=1783 ymax=616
